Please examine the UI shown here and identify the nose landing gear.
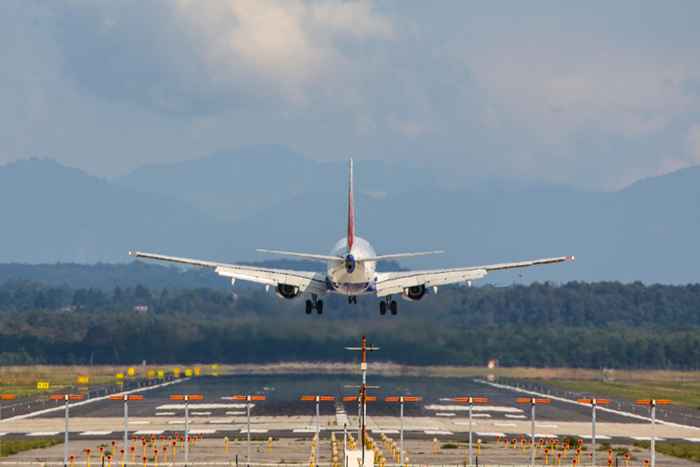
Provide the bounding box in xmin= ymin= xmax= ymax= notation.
xmin=305 ymin=295 xmax=324 ymax=315
xmin=348 ymin=296 xmax=358 ymax=304
xmin=379 ymin=297 xmax=398 ymax=316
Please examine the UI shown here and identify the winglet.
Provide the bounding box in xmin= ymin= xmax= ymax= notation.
xmin=347 ymin=158 xmax=355 ymax=251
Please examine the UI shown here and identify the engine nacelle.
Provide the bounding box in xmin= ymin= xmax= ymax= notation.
xmin=402 ymin=284 xmax=426 ymax=301
xmin=276 ymin=283 xmax=301 ymax=299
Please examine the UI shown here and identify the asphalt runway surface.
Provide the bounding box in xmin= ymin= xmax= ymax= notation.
xmin=37 ymin=374 xmax=636 ymax=423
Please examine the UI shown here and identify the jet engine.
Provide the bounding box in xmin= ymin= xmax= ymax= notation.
xmin=402 ymin=284 xmax=426 ymax=301
xmin=344 ymin=254 xmax=356 ymax=273
xmin=276 ymin=283 xmax=301 ymax=299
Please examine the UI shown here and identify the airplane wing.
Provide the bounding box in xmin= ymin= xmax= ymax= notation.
xmin=375 ymin=255 xmax=574 ymax=297
xmin=129 ymin=251 xmax=327 ymax=295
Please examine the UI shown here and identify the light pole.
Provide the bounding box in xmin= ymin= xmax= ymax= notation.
xmin=169 ymin=393 xmax=204 ymax=466
xmin=49 ymin=393 xmax=84 ymax=467
xmin=452 ymin=396 xmax=489 ymax=466
xmin=385 ymin=395 xmax=422 ymax=465
xmin=232 ymin=394 xmax=267 ymax=464
xmin=109 ymin=394 xmax=145 ymax=457
xmin=301 ymin=395 xmax=336 ymax=462
xmin=516 ymin=397 xmax=551 ymax=467
xmin=577 ymin=398 xmax=610 ymax=466
xmin=635 ymin=399 xmax=672 ymax=467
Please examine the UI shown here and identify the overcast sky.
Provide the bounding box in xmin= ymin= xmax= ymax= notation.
xmin=2 ymin=1 xmax=700 ymax=189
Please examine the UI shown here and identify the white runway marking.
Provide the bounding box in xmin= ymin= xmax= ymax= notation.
xmin=372 ymin=429 xmax=399 ymax=434
xmin=225 ymin=411 xmax=246 ymax=415
xmin=293 ymin=428 xmax=317 ymax=433
xmin=189 ymin=429 xmax=216 ymax=435
xmin=240 ymin=428 xmax=268 ymax=434
xmin=425 ymin=430 xmax=453 ymax=435
xmin=158 ymin=403 xmax=253 ymax=410
xmin=684 ymin=438 xmax=700 ymax=442
xmin=426 ymin=404 xmax=522 ymax=413
xmin=582 ymin=435 xmax=611 ymax=440
xmin=537 ymin=424 xmax=558 ymax=428
xmin=472 ymin=414 xmax=491 ymax=418
xmin=436 ymin=412 xmax=456 ymax=417
xmin=494 ymin=423 xmax=517 ymax=427
xmin=0 ymin=433 xmax=6 ymax=437
xmin=129 ymin=421 xmax=150 ymax=425
xmin=476 ymin=432 xmax=506 ymax=437
xmin=532 ymin=434 xmax=559 ymax=439
xmin=209 ymin=418 xmax=234 ymax=424
xmin=134 ymin=430 xmax=164 ymax=435
xmin=80 ymin=431 xmax=112 ymax=436
xmin=167 ymin=420 xmax=185 ymax=424
xmin=191 ymin=411 xmax=212 ymax=415
xmin=28 ymin=432 xmax=59 ymax=436
xmin=632 ymin=436 xmax=666 ymax=441
xmin=156 ymin=412 xmax=176 ymax=416
xmin=505 ymin=414 xmax=527 ymax=419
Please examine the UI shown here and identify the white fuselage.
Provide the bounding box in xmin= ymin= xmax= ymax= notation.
xmin=326 ymin=236 xmax=377 ymax=295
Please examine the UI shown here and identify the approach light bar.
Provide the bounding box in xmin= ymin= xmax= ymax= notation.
xmin=452 ymin=396 xmax=489 ymax=404
xmin=109 ymin=394 xmax=145 ymax=401
xmin=384 ymin=396 xmax=422 ymax=403
xmin=169 ymin=394 xmax=204 ymax=401
xmin=300 ymin=395 xmax=336 ymax=402
xmin=635 ymin=399 xmax=672 ymax=406
xmin=576 ymin=398 xmax=610 ymax=405
xmin=342 ymin=395 xmax=377 ymax=402
xmin=0 ymin=394 xmax=17 ymax=401
xmin=231 ymin=394 xmax=267 ymax=401
xmin=49 ymin=394 xmax=84 ymax=401
xmin=516 ymin=397 xmax=551 ymax=405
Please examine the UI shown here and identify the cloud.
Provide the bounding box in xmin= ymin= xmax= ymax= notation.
xmin=51 ymin=0 xmax=394 ymax=114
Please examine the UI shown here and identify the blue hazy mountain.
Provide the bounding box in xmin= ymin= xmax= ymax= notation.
xmin=2 ymin=151 xmax=699 ymax=283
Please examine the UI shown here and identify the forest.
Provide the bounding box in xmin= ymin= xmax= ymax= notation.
xmin=1 ymin=276 xmax=699 ymax=368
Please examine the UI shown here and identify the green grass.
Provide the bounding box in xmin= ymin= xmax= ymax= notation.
xmin=0 ymin=438 xmax=62 ymax=457
xmin=634 ymin=441 xmax=700 ymax=462
xmin=441 ymin=443 xmax=460 ymax=449
xmin=543 ymin=379 xmax=700 ymax=408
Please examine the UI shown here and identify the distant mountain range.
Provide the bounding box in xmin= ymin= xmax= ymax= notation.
xmin=1 ymin=146 xmax=699 ymax=283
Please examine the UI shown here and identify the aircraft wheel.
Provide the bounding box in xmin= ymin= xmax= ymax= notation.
xmin=305 ymin=300 xmax=313 ymax=314
xmin=316 ymin=300 xmax=324 ymax=314
xmin=390 ymin=300 xmax=398 ymax=315
xmin=379 ymin=301 xmax=387 ymax=315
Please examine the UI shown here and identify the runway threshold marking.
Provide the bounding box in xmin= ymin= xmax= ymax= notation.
xmin=240 ymin=428 xmax=268 ymax=434
xmin=156 ymin=412 xmax=176 ymax=416
xmin=28 ymin=432 xmax=59 ymax=436
xmin=494 ymin=423 xmax=517 ymax=427
xmin=225 ymin=411 xmax=246 ymax=415
xmin=537 ymin=423 xmax=559 ymax=428
xmin=425 ymin=430 xmax=453 ymax=435
xmin=505 ymin=414 xmax=527 ymax=419
xmin=582 ymin=434 xmax=611 ymax=440
xmin=80 ymin=431 xmax=112 ymax=436
xmin=371 ymin=429 xmax=399 ymax=434
xmin=293 ymin=428 xmax=317 ymax=433
xmin=684 ymin=437 xmax=700 ymax=442
xmin=633 ymin=436 xmax=666 ymax=441
xmin=129 ymin=421 xmax=150 ymax=425
xmin=191 ymin=411 xmax=212 ymax=415
xmin=476 ymin=432 xmax=506 ymax=437
xmin=189 ymin=429 xmax=216 ymax=434
xmin=134 ymin=430 xmax=164 ymax=435
xmin=436 ymin=412 xmax=456 ymax=417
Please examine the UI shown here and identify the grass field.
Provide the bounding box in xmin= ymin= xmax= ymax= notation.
xmin=3 ymin=362 xmax=700 ymax=401
xmin=635 ymin=441 xmax=700 ymax=462
xmin=0 ymin=438 xmax=61 ymax=457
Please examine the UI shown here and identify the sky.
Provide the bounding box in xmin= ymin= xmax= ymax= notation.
xmin=2 ymin=0 xmax=700 ymax=190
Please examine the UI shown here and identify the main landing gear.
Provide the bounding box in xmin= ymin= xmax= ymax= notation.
xmin=305 ymin=295 xmax=324 ymax=315
xmin=379 ymin=297 xmax=398 ymax=316
xmin=348 ymin=296 xmax=357 ymax=304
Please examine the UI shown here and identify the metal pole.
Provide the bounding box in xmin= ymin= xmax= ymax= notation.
xmin=123 ymin=398 xmax=129 ymax=458
xmin=316 ymin=397 xmax=320 ymax=462
xmin=185 ymin=396 xmax=190 ymax=466
xmin=651 ymin=402 xmax=656 ymax=467
xmin=63 ymin=396 xmax=69 ymax=467
xmin=468 ymin=401 xmax=473 ymax=466
xmin=247 ymin=396 xmax=251 ymax=464
xmin=592 ymin=401 xmax=597 ymax=467
xmin=530 ymin=401 xmax=536 ymax=467
xmin=344 ymin=423 xmax=348 ymax=467
xmin=399 ymin=399 xmax=404 ymax=466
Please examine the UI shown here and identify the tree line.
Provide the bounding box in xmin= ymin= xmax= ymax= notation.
xmin=0 ymin=279 xmax=699 ymax=368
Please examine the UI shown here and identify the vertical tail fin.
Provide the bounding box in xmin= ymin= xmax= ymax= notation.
xmin=347 ymin=158 xmax=355 ymax=251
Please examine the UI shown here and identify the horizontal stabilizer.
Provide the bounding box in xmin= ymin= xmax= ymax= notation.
xmin=360 ymin=251 xmax=444 ymax=262
xmin=256 ymin=249 xmax=341 ymax=262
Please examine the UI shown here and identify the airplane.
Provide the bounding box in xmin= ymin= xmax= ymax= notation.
xmin=129 ymin=160 xmax=574 ymax=315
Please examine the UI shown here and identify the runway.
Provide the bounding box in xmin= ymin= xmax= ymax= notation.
xmin=2 ymin=374 xmax=699 ymax=445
